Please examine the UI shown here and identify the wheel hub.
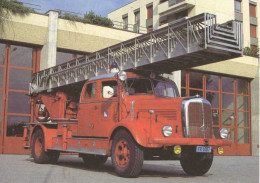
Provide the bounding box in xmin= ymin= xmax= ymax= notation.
xmin=115 ymin=139 xmax=130 ymax=168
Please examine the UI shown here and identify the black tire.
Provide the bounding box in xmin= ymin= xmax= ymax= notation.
xmin=82 ymin=155 xmax=108 ymax=168
xmin=31 ymin=130 xmax=50 ymax=164
xmin=111 ymin=130 xmax=144 ymax=178
xmin=180 ymin=147 xmax=213 ymax=176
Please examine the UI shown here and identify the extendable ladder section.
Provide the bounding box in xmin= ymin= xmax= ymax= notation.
xmin=30 ymin=13 xmax=243 ymax=94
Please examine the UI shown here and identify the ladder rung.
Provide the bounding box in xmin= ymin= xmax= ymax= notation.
xmin=211 ymin=35 xmax=237 ymax=43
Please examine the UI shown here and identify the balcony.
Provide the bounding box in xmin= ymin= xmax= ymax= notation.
xmin=158 ymin=0 xmax=195 ymax=16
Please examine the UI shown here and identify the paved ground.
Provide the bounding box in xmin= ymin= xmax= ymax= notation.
xmin=0 ymin=155 xmax=258 ymax=183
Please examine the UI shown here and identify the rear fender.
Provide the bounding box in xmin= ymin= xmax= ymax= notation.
xmin=31 ymin=125 xmax=57 ymax=151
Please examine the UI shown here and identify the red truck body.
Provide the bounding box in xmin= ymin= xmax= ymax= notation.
xmin=24 ymin=71 xmax=231 ymax=177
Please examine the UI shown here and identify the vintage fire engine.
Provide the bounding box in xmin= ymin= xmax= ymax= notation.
xmin=24 ymin=70 xmax=231 ymax=177
xmin=23 ymin=13 xmax=243 ymax=177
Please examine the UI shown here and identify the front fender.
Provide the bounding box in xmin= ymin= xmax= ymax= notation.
xmin=109 ymin=121 xmax=162 ymax=148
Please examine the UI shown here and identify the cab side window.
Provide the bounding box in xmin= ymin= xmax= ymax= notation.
xmin=84 ymin=83 xmax=96 ymax=99
xmin=101 ymin=81 xmax=118 ymax=98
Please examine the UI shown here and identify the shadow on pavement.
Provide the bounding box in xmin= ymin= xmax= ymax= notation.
xmin=26 ymin=155 xmax=212 ymax=178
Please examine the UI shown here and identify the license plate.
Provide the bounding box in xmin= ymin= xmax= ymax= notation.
xmin=196 ymin=146 xmax=211 ymax=153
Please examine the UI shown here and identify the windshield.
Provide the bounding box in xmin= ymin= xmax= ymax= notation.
xmin=152 ymin=80 xmax=179 ymax=98
xmin=123 ymin=78 xmax=179 ymax=97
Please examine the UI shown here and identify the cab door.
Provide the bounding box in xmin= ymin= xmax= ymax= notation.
xmin=92 ymin=80 xmax=119 ymax=137
xmin=77 ymin=81 xmax=99 ymax=136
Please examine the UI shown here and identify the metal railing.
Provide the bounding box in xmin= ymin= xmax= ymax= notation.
xmin=29 ymin=13 xmax=243 ymax=94
xmin=112 ymin=20 xmax=148 ymax=34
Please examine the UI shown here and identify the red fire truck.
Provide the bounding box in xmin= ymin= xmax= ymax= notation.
xmin=24 ymin=71 xmax=231 ymax=177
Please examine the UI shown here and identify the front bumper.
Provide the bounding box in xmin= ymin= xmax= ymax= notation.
xmin=148 ymin=137 xmax=232 ymax=148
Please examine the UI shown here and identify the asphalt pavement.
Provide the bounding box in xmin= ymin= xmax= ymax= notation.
xmin=0 ymin=154 xmax=258 ymax=183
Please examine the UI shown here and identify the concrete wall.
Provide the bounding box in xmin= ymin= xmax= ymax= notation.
xmin=250 ymin=61 xmax=259 ymax=156
xmin=57 ymin=17 xmax=140 ymax=53
xmin=193 ymin=56 xmax=259 ymax=79
xmin=0 ymin=12 xmax=48 ymax=45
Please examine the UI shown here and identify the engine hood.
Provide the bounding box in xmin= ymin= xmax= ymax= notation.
xmin=131 ymin=97 xmax=185 ymax=121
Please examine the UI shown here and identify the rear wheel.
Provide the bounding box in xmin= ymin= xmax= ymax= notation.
xmin=82 ymin=154 xmax=108 ymax=168
xmin=111 ymin=130 xmax=144 ymax=178
xmin=180 ymin=147 xmax=213 ymax=176
xmin=31 ymin=130 xmax=50 ymax=164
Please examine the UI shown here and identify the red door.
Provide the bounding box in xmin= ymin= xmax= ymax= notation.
xmin=0 ymin=43 xmax=39 ymax=154
xmin=78 ymin=81 xmax=99 ymax=136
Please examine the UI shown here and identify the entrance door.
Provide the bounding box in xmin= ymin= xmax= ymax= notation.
xmin=0 ymin=43 xmax=39 ymax=154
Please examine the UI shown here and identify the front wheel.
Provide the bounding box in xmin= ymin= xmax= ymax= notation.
xmin=180 ymin=147 xmax=213 ymax=176
xmin=111 ymin=130 xmax=144 ymax=178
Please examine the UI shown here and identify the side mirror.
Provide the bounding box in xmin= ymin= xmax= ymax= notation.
xmin=103 ymin=86 xmax=114 ymax=98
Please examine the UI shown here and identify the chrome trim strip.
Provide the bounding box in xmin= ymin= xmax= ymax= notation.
xmin=131 ymin=100 xmax=136 ymax=120
xmin=49 ymin=146 xmax=107 ymax=156
xmin=67 ymin=137 xmax=108 ymax=141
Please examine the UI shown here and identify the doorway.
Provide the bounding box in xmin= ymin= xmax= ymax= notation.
xmin=0 ymin=43 xmax=39 ymax=154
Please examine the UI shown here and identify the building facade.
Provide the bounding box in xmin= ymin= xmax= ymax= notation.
xmin=0 ymin=1 xmax=259 ymax=156
xmin=109 ymin=0 xmax=259 ymax=156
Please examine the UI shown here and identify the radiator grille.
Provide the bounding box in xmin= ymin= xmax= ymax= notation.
xmin=183 ymin=98 xmax=213 ymax=138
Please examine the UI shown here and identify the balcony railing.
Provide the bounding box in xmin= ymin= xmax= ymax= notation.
xmin=112 ymin=21 xmax=147 ymax=34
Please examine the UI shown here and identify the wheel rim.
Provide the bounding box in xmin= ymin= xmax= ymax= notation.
xmin=115 ymin=139 xmax=130 ymax=168
xmin=34 ymin=137 xmax=42 ymax=157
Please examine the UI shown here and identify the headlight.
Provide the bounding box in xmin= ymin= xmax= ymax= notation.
xmin=162 ymin=125 xmax=172 ymax=137
xmin=118 ymin=71 xmax=127 ymax=81
xmin=220 ymin=128 xmax=228 ymax=139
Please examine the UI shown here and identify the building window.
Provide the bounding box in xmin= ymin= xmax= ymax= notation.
xmin=147 ymin=25 xmax=153 ymax=33
xmin=135 ymin=11 xmax=140 ymax=25
xmin=147 ymin=5 xmax=153 ymax=19
xmin=134 ymin=11 xmax=140 ymax=33
xmin=250 ymin=24 xmax=257 ymax=38
xmin=159 ymin=16 xmax=168 ymax=26
xmin=235 ymin=0 xmax=241 ymax=12
xmin=56 ymin=51 xmax=84 ymax=65
xmin=249 ymin=4 xmax=256 ymax=17
xmin=122 ymin=16 xmax=128 ymax=30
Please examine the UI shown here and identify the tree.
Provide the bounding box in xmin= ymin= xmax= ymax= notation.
xmin=0 ymin=0 xmax=34 ymax=32
xmin=243 ymin=46 xmax=259 ymax=58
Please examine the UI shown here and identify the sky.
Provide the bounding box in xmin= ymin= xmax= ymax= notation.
xmin=21 ymin=0 xmax=134 ymax=17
